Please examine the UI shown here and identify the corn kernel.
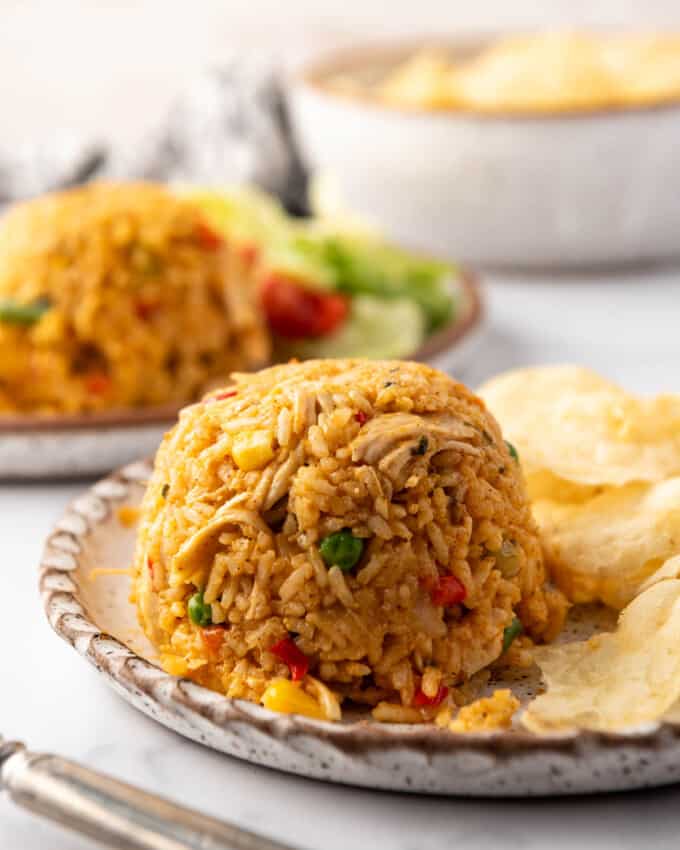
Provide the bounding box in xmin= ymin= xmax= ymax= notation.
xmin=161 ymin=653 xmax=188 ymax=677
xmin=30 ymin=310 xmax=65 ymax=345
xmin=170 ymin=601 xmax=186 ymax=618
xmin=261 ymin=679 xmax=325 ymax=720
xmin=232 ymin=430 xmax=274 ymax=471
xmin=117 ymin=505 xmax=140 ymax=528
xmin=449 ymin=689 xmax=519 ymax=733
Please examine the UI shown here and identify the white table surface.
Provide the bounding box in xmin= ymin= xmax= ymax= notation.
xmin=3 ymin=270 xmax=680 ymax=850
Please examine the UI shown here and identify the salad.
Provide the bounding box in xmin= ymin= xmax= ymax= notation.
xmin=186 ymin=188 xmax=461 ymax=360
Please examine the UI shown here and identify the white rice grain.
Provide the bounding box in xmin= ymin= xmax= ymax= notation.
xmin=327 ymin=566 xmax=355 ymax=608
xmin=278 ymin=562 xmax=313 ymax=601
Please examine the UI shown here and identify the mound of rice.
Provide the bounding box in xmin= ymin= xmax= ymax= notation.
xmin=133 ymin=359 xmax=567 ymax=719
xmin=0 ymin=182 xmax=268 ymax=414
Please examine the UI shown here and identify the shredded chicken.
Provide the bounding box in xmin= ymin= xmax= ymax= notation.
xmin=173 ymin=498 xmax=270 ymax=576
xmin=352 ymin=412 xmax=480 ymax=485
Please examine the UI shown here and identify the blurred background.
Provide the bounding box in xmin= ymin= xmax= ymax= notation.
xmin=2 ymin=0 xmax=680 ymax=420
xmin=5 ymin=0 xmax=680 ymax=148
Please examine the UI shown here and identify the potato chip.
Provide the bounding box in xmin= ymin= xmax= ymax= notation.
xmin=638 ymin=553 xmax=680 ymax=594
xmin=479 ymin=366 xmax=680 ymax=487
xmin=374 ymin=34 xmax=680 ymax=115
xmin=523 ymin=579 xmax=680 ymax=733
xmin=603 ymin=35 xmax=680 ymax=105
xmin=456 ymin=33 xmax=620 ymax=113
xmin=379 ymin=51 xmax=460 ymax=109
xmin=534 ymin=477 xmax=680 ymax=609
xmin=524 ymin=469 xmax=602 ymax=505
xmin=662 ymin=703 xmax=680 ymax=724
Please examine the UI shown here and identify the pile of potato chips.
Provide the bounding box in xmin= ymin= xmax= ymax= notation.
xmin=376 ymin=34 xmax=680 ymax=114
xmin=480 ymin=366 xmax=680 ymax=733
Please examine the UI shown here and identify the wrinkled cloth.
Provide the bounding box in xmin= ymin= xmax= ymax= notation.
xmin=0 ymin=60 xmax=307 ymax=212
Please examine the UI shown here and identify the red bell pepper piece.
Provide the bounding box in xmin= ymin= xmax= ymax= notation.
xmin=201 ymin=626 xmax=226 ymax=656
xmin=413 ymin=684 xmax=449 ymax=707
xmin=270 ymin=636 xmax=309 ymax=681
xmin=430 ymin=575 xmax=467 ymax=607
xmin=134 ymin=300 xmax=158 ymax=321
xmin=85 ymin=372 xmax=112 ymax=396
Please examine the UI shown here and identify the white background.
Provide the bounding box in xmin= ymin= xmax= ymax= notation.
xmin=3 ymin=3 xmax=680 ymax=848
xmin=3 ymin=0 xmax=680 ymax=146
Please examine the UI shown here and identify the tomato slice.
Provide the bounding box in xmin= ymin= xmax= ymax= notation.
xmin=260 ymin=273 xmax=348 ymax=340
xmin=313 ymin=290 xmax=348 ymax=336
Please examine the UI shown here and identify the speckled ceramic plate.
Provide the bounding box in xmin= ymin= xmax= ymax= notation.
xmin=39 ymin=460 xmax=680 ymax=797
xmin=0 ymin=405 xmax=179 ymax=480
xmin=2 ymin=274 xmax=483 ymax=480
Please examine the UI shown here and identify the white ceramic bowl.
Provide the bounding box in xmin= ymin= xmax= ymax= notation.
xmin=288 ymin=41 xmax=680 ymax=269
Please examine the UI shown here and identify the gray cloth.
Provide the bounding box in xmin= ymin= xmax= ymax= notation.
xmin=0 ymin=60 xmax=307 ymax=212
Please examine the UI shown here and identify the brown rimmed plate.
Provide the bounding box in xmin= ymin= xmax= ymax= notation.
xmin=1 ymin=273 xmax=483 ymax=480
xmin=39 ymin=459 xmax=680 ymax=796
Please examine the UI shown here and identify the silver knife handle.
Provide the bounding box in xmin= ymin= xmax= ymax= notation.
xmin=1 ymin=740 xmax=297 ymax=850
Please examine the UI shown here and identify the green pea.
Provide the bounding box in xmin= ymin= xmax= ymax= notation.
xmin=0 ymin=296 xmax=52 ymax=325
xmin=502 ymin=616 xmax=523 ymax=653
xmin=319 ymin=529 xmax=364 ymax=573
xmin=505 ymin=441 xmax=519 ymax=462
xmin=187 ymin=591 xmax=212 ymax=627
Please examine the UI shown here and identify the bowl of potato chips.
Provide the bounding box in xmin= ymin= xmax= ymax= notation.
xmin=289 ymin=32 xmax=680 ymax=268
xmin=480 ymin=365 xmax=680 ymax=732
